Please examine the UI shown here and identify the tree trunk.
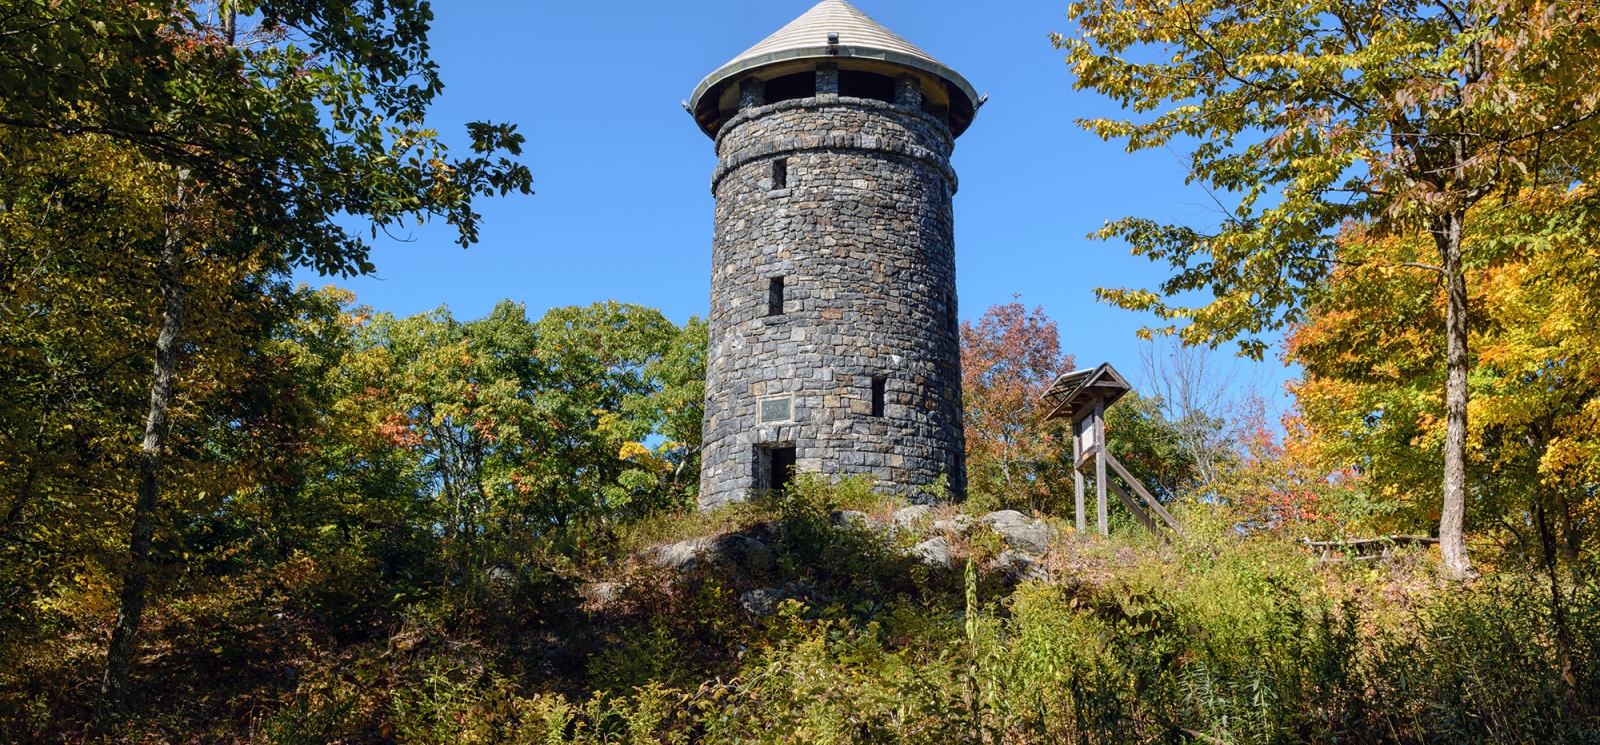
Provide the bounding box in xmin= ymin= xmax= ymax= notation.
xmin=1435 ymin=212 xmax=1474 ymax=579
xmin=1535 ymin=502 xmax=1581 ymax=714
xmin=98 ymin=215 xmax=186 ymax=715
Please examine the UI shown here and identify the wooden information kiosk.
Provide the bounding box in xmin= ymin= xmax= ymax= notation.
xmin=1041 ymin=363 xmax=1182 ymax=537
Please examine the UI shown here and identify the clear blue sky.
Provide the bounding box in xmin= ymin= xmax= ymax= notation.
xmin=294 ymin=0 xmax=1295 ymax=412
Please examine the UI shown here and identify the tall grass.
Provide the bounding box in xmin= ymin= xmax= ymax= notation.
xmin=250 ymin=483 xmax=1600 ymax=744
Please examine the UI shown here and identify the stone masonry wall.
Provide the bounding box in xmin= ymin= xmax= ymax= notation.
xmin=698 ymin=94 xmax=967 ymax=509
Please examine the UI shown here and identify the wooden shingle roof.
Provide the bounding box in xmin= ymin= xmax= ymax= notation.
xmin=1041 ymin=362 xmax=1133 ymax=424
xmin=687 ymin=0 xmax=978 ymax=138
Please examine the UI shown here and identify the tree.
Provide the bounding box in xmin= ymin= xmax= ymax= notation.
xmin=1054 ymin=0 xmax=1600 ymax=576
xmin=3 ymin=1 xmax=533 ymax=710
xmin=1099 ymin=390 xmax=1204 ymax=503
xmin=960 ymin=301 xmax=1074 ymax=512
xmin=1291 ymin=190 xmax=1600 ymax=702
xmin=345 ymin=300 xmax=699 ymax=540
xmin=1137 ymin=339 xmax=1251 ymax=487
xmin=1291 ymin=192 xmax=1600 ymax=542
xmin=0 ymin=131 xmax=357 ymax=717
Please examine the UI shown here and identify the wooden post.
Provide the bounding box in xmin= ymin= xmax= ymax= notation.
xmin=1094 ymin=399 xmax=1107 ymax=535
xmin=1073 ymin=417 xmax=1085 ymax=532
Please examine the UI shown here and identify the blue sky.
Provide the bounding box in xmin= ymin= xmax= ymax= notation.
xmin=294 ymin=0 xmax=1296 ymax=413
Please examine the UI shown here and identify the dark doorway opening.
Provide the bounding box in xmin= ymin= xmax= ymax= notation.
xmin=770 ymin=447 xmax=796 ymax=494
xmin=757 ymin=445 xmax=797 ymax=494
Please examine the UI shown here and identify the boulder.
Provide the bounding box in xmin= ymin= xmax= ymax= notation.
xmin=739 ymin=582 xmax=826 ymax=616
xmin=656 ymin=534 xmax=769 ymax=571
xmin=996 ymin=549 xmax=1049 ymax=582
xmin=657 ymin=537 xmax=710 ymax=571
xmin=981 ymin=510 xmax=1053 ymax=553
xmin=932 ymin=514 xmax=976 ymax=536
xmin=909 ymin=536 xmax=952 ymax=569
xmin=484 ymin=564 xmax=517 ymax=586
xmin=831 ymin=509 xmax=877 ymax=530
xmin=713 ymin=533 xmax=772 ymax=569
xmin=893 ymin=504 xmax=934 ymax=530
xmin=585 ymin=581 xmax=624 ymax=605
xmin=740 ymin=588 xmax=780 ymax=615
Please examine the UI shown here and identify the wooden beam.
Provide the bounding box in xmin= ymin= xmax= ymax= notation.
xmin=1073 ymin=422 xmax=1085 ymax=533
xmin=1107 ymin=479 xmax=1155 ymax=533
xmin=1044 ymin=396 xmax=1073 ymax=423
xmin=1073 ymin=443 xmax=1101 ymax=472
xmin=1094 ymin=399 xmax=1107 ymax=536
xmin=1104 ymin=450 xmax=1183 ymax=535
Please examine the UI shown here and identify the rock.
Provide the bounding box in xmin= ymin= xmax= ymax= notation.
xmin=740 ymin=588 xmax=780 ymax=615
xmin=932 ymin=514 xmax=976 ymax=535
xmin=893 ymin=504 xmax=934 ymax=529
xmin=657 ymin=537 xmax=709 ymax=571
xmin=657 ymin=534 xmax=770 ymax=571
xmin=739 ymin=582 xmax=826 ymax=616
xmin=996 ymin=549 xmax=1049 ymax=582
xmin=909 ymin=536 xmax=951 ymax=569
xmin=713 ymin=533 xmax=772 ymax=569
xmin=981 ymin=510 xmax=1054 ymax=553
xmin=831 ymin=509 xmax=876 ymax=530
xmin=484 ymin=565 xmax=517 ymax=585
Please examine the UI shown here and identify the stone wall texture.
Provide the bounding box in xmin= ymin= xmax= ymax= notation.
xmin=698 ymin=94 xmax=967 ymax=509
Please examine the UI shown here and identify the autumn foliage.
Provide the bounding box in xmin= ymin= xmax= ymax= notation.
xmin=959 ymin=301 xmax=1074 ymax=511
xmin=1288 ymin=189 xmax=1600 ymax=555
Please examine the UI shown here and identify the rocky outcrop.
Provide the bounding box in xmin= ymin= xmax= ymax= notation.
xmin=893 ymin=504 xmax=934 ymax=529
xmin=909 ymin=536 xmax=951 ymax=569
xmin=653 ymin=508 xmax=1057 ymax=579
xmin=657 ymin=533 xmax=772 ymax=572
xmin=981 ymin=510 xmax=1053 ymax=553
xmin=996 ymin=549 xmax=1049 ymax=583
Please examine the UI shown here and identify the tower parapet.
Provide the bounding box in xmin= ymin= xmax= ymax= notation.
xmin=693 ymin=0 xmax=977 ymax=509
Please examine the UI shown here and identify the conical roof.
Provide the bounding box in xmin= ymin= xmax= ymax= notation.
xmin=732 ymin=0 xmax=943 ymax=69
xmin=688 ymin=0 xmax=978 ymax=138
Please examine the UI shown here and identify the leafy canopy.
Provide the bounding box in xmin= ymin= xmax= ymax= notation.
xmin=0 ymin=0 xmax=533 ymax=275
xmin=1054 ymin=0 xmax=1600 ymax=356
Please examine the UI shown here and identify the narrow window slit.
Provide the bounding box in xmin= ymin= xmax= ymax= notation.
xmin=768 ymin=276 xmax=785 ymax=316
xmin=772 ymin=158 xmax=788 ymax=189
xmin=871 ymin=376 xmax=886 ymax=417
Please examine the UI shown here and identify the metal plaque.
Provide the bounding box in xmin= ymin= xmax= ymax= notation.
xmin=759 ymin=397 xmax=792 ymax=423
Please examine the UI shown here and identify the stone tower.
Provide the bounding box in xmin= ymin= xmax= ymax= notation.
xmin=689 ymin=0 xmax=979 ymax=509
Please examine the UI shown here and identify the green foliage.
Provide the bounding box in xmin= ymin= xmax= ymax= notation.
xmin=1053 ymin=0 xmax=1600 ymax=355
xmin=1 ymin=0 xmax=533 ymax=274
xmin=339 ymin=299 xmax=703 ymax=532
xmin=1102 ymin=390 xmax=1206 ymax=502
xmin=8 ymin=386 xmax=1600 ymax=742
xmin=244 ymin=513 xmax=1598 ymax=745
